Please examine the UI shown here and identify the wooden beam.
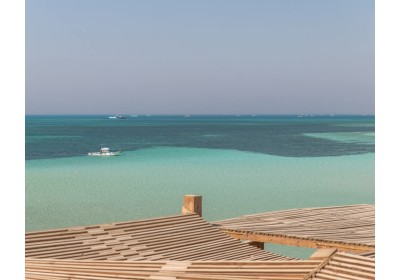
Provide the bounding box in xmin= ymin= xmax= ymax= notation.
xmin=302 ymin=250 xmax=336 ymax=280
xmin=220 ymin=230 xmax=375 ymax=253
xmin=182 ymin=195 xmax=202 ymax=217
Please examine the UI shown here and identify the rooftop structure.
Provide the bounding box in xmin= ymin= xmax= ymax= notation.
xmin=213 ymin=204 xmax=375 ymax=253
xmin=25 ymin=196 xmax=375 ymax=279
xmin=25 ymin=250 xmax=375 ymax=280
xmin=26 ymin=213 xmax=290 ymax=261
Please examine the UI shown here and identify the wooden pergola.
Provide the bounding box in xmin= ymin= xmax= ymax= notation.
xmin=25 ymin=250 xmax=374 ymax=280
xmin=26 ymin=213 xmax=291 ymax=261
xmin=25 ymin=196 xmax=375 ymax=279
xmin=213 ymin=204 xmax=375 ymax=253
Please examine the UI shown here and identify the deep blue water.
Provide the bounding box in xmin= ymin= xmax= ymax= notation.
xmin=26 ymin=115 xmax=374 ymax=160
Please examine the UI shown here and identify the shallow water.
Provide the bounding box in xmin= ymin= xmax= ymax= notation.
xmin=26 ymin=147 xmax=374 ymax=226
xmin=303 ymin=131 xmax=374 ymax=145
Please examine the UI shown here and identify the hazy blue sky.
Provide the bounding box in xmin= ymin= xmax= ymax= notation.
xmin=26 ymin=0 xmax=374 ymax=115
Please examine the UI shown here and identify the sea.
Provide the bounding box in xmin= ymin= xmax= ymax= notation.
xmin=25 ymin=114 xmax=375 ymax=258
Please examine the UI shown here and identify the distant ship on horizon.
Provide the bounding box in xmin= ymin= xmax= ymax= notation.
xmin=108 ymin=115 xmax=127 ymax=119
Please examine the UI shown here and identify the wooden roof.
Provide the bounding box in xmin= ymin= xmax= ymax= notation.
xmin=25 ymin=251 xmax=375 ymax=280
xmin=213 ymin=204 xmax=375 ymax=253
xmin=303 ymin=251 xmax=375 ymax=280
xmin=26 ymin=214 xmax=291 ymax=261
xmin=25 ymin=258 xmax=322 ymax=280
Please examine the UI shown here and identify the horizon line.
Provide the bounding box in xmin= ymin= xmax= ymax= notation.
xmin=25 ymin=113 xmax=375 ymax=116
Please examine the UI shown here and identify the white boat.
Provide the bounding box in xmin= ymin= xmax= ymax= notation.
xmin=88 ymin=147 xmax=123 ymax=156
xmin=108 ymin=115 xmax=127 ymax=119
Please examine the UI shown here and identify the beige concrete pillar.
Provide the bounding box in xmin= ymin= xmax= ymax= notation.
xmin=182 ymin=195 xmax=202 ymax=217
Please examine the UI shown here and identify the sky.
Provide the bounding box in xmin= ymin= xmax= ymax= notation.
xmin=25 ymin=0 xmax=374 ymax=115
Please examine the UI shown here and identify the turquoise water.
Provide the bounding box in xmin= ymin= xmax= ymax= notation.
xmin=26 ymin=147 xmax=374 ymax=228
xmin=25 ymin=115 xmax=374 ymax=259
xmin=303 ymin=131 xmax=374 ymax=145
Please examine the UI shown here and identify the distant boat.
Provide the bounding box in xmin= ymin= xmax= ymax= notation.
xmin=184 ymin=114 xmax=191 ymax=118
xmin=88 ymin=147 xmax=123 ymax=156
xmin=108 ymin=115 xmax=127 ymax=119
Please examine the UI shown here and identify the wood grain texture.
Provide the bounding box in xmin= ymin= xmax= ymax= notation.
xmin=25 ymin=251 xmax=375 ymax=280
xmin=26 ymin=214 xmax=290 ymax=261
xmin=213 ymin=205 xmax=375 ymax=253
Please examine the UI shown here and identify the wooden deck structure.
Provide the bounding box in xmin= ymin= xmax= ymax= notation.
xmin=25 ymin=250 xmax=374 ymax=280
xmin=25 ymin=196 xmax=375 ymax=279
xmin=213 ymin=204 xmax=375 ymax=253
xmin=26 ymin=214 xmax=291 ymax=261
xmin=25 ymin=258 xmax=321 ymax=280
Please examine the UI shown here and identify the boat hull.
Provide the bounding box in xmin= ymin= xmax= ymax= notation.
xmin=88 ymin=152 xmax=122 ymax=156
